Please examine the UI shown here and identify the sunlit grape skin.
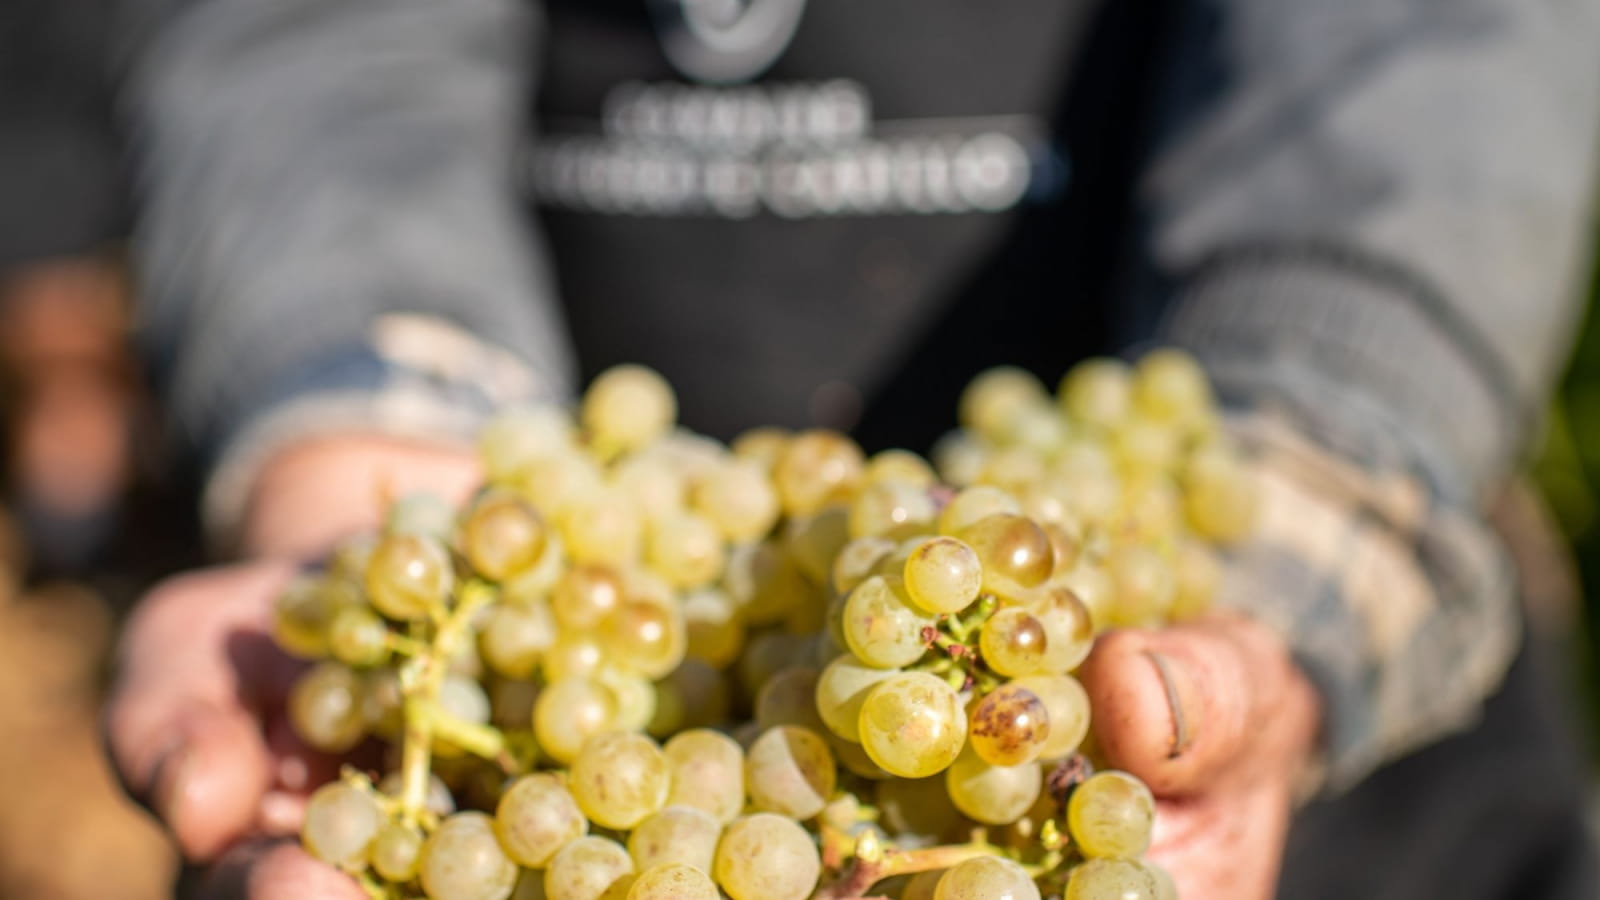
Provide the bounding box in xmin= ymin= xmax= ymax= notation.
xmin=1068 ymin=771 xmax=1157 ymax=859
xmin=958 ymin=513 xmax=1055 ymax=599
xmin=546 ymin=836 xmax=635 ymax=900
xmin=662 ymin=729 xmax=746 ymax=824
xmin=569 ymin=731 xmax=670 ymax=829
xmin=420 ymin=812 xmax=519 ymax=900
xmin=365 ymin=532 xmax=452 ymax=621
xmin=582 ymin=364 xmax=676 ymax=458
xmin=815 ymin=654 xmax=900 ymax=743
xmin=301 ymin=781 xmax=382 ymax=872
xmin=535 ymin=677 xmax=618 ymax=765
xmin=935 ymin=855 xmax=1041 ymax=900
xmin=773 ymin=429 xmax=865 ymax=517
xmin=945 ymin=752 xmax=1042 ymax=826
xmin=979 ymin=607 xmax=1053 ymax=678
xmin=628 ymin=863 xmax=720 ymax=900
xmin=494 ymin=773 xmax=587 ymax=867
xmin=858 ymin=671 xmax=967 ymax=778
xmin=371 ymin=820 xmax=424 ymax=882
xmin=746 ymin=725 xmax=837 ymax=819
xmin=1013 ymin=673 xmax=1091 ymax=759
xmin=1063 ymin=858 xmax=1163 ymax=900
xmin=627 ymin=805 xmax=721 ymax=873
xmin=461 ymin=490 xmax=548 ymax=581
xmin=714 ymin=814 xmax=821 ymax=900
xmin=842 ymin=575 xmax=934 ymax=669
xmin=902 ymin=536 xmax=983 ymax=615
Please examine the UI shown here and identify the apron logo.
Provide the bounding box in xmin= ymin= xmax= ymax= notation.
xmin=647 ymin=0 xmax=808 ymax=84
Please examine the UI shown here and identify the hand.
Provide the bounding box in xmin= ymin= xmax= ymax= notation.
xmin=1079 ymin=615 xmax=1321 ymax=900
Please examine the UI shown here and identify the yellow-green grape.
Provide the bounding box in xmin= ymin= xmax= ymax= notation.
xmin=1039 ymin=521 xmax=1083 ymax=577
xmin=561 ymin=489 xmax=644 ymax=568
xmin=1183 ymin=448 xmax=1259 ymax=543
xmin=968 ymin=681 xmax=1050 ymax=766
xmin=959 ymin=366 xmax=1050 ymax=444
xmin=902 ymin=536 xmax=982 ymax=615
xmin=958 ymin=514 xmax=1055 ymax=599
xmin=272 ymin=577 xmax=342 ymax=659
xmin=495 ymin=773 xmax=587 ymax=868
xmin=386 ymin=492 xmax=456 ymax=539
xmin=502 ymin=530 xmax=565 ymax=604
xmin=693 ymin=460 xmax=780 ymax=542
xmin=937 ymin=486 xmax=1022 ymax=536
xmin=1113 ymin=474 xmax=1183 ymax=545
xmin=646 ymin=512 xmax=726 ymax=588
xmin=288 ymin=661 xmax=366 ymax=753
xmin=546 ymin=836 xmax=635 ymax=900
xmin=420 ymin=812 xmax=519 ymax=900
xmin=858 ymin=671 xmax=967 ymax=778
xmin=535 ymin=677 xmax=618 ymax=765
xmin=365 ymin=532 xmax=452 ymax=621
xmin=327 ymin=605 xmax=389 ymax=667
xmin=756 ymin=666 xmax=827 ymax=733
xmin=746 ymin=726 xmax=837 ymax=819
xmin=541 ymin=630 xmax=606 ymax=682
xmin=570 ymin=732 xmax=670 ymax=829
xmin=1063 ymin=858 xmax=1163 ymax=900
xmin=1060 ymin=564 xmax=1115 ymax=632
xmin=479 ymin=404 xmax=576 ymax=482
xmin=602 ymin=599 xmax=687 ymax=679
xmin=1106 ymin=545 xmax=1176 ymax=627
xmin=832 ymin=536 xmax=896 ymax=595
xmin=831 ymin=732 xmax=892 ymax=779
xmin=1013 ymin=672 xmax=1090 ymax=758
xmin=301 ymin=781 xmax=382 ymax=872
xmin=1060 ymin=358 xmax=1133 ymax=431
xmin=461 ymin=490 xmax=548 ymax=581
xmin=847 ymin=481 xmax=936 ymax=540
xmin=517 ymin=452 xmax=605 ymax=518
xmin=552 ymin=565 xmax=624 ymax=630
xmin=1023 ymin=584 xmax=1095 ymax=673
xmin=663 ymin=729 xmax=746 ymax=824
xmin=945 ymin=750 xmax=1043 ymax=826
xmin=582 ymin=364 xmax=677 ymax=458
xmin=931 ymin=430 xmax=988 ymax=487
xmin=1112 ymin=417 xmax=1182 ymax=480
xmin=1068 ymin=771 xmax=1156 ymax=859
xmin=1133 ymin=347 xmax=1212 ymax=427
xmin=935 ymin=857 xmax=1040 ymax=900
xmin=865 ymin=449 xmax=937 ymax=487
xmin=651 ymin=659 xmax=731 ymax=734
xmin=1007 ymin=402 xmax=1071 ymax=454
xmin=714 ymin=814 xmax=822 ymax=900
xmin=377 ymin=771 xmax=456 ymax=819
xmin=1171 ymin=538 xmax=1221 ymax=620
xmin=842 ymin=575 xmax=934 ymax=669
xmin=737 ymin=630 xmax=810 ymax=700
xmin=629 ymin=864 xmax=719 ymax=900
xmin=784 ymin=505 xmax=852 ymax=585
xmin=726 ymin=541 xmax=811 ymax=627
xmin=480 ymin=601 xmax=557 ymax=679
xmin=597 ymin=666 xmax=658 ymax=732
xmin=682 ymin=587 xmax=745 ymax=667
xmin=773 ymin=430 xmax=864 ymax=517
xmin=902 ymin=870 xmax=948 ymax=900
xmin=875 ymin=777 xmax=967 ymax=844
xmin=611 ymin=454 xmax=687 ymax=525
xmin=371 ymin=820 xmax=424 ymax=882
xmin=731 ymin=426 xmax=792 ymax=471
xmin=1052 ymin=462 xmax=1121 ymax=528
xmin=815 ymin=654 xmax=899 ymax=743
xmin=978 ymin=445 xmax=1049 ymax=494
xmin=1147 ymin=862 xmax=1179 ymax=900
xmin=627 ymin=805 xmax=721 ymax=873
xmin=979 ymin=607 xmax=1052 ymax=678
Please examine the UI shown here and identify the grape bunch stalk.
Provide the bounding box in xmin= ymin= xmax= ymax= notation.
xmin=274 ymin=353 xmax=1258 ymax=900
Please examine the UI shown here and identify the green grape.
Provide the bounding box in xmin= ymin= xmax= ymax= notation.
xmin=725 ymin=542 xmax=812 ymax=626
xmin=815 ymin=654 xmax=899 ymax=742
xmin=541 ymin=630 xmax=606 ymax=682
xmin=301 ymin=781 xmax=382 ymax=872
xmin=858 ymin=671 xmax=966 ymax=778
xmin=288 ymin=661 xmax=366 ymax=753
xmin=378 ymin=771 xmax=456 ymax=818
xmin=958 ymin=366 xmax=1050 ymax=445
xmin=979 ymin=607 xmax=1053 ymax=678
xmin=1133 ymin=347 xmax=1212 ymax=427
xmin=1111 ymin=417 xmax=1182 ymax=479
xmin=693 ymin=459 xmax=781 ymax=542
xmin=561 ymin=489 xmax=644 ymax=567
xmin=1022 ymin=584 xmax=1095 ymax=672
xmin=502 ymin=530 xmax=566 ymax=604
xmin=628 ymin=864 xmax=719 ymax=900
xmin=569 ymin=731 xmax=670 ymax=829
xmin=731 ymin=426 xmax=791 ymax=471
xmin=365 ymin=532 xmax=452 ymax=621
xmin=1063 ymin=858 xmax=1162 ymax=900
xmin=831 ymin=731 xmax=892 ymax=779
xmin=371 ymin=820 xmax=424 ymax=882
xmin=1060 ymin=358 xmax=1133 ymax=431
xmin=847 ymin=481 xmax=937 ymax=540
xmin=746 ymin=725 xmax=837 ymax=819
xmin=612 ymin=454 xmax=687 ymax=525
xmin=386 ymin=492 xmax=457 ymax=539
xmin=1068 ymin=771 xmax=1156 ymax=859
xmin=1013 ymin=673 xmax=1090 ymax=759
xmin=479 ymin=600 xmax=557 ymax=679
xmin=495 ymin=772 xmax=587 ymax=868
xmin=1147 ymin=862 xmax=1178 ymax=900
xmin=646 ymin=512 xmax=726 ymax=588
xmin=1111 ymin=475 xmax=1183 ymax=545
xmin=663 ymin=729 xmax=746 ymax=824
xmin=1183 ymin=448 xmax=1259 ymax=543
xmin=902 ymin=870 xmax=948 ymax=900
xmin=978 ymin=445 xmax=1049 ymax=494
xmin=903 ymin=536 xmax=983 ymax=615
xmin=714 ymin=814 xmax=821 ymax=900
xmin=958 ymin=514 xmax=1054 ymax=599
xmin=945 ymin=750 xmax=1042 ymax=826
xmin=420 ymin=812 xmax=519 ymax=900
xmin=1105 ymin=545 xmax=1175 ymax=627
xmin=1007 ymin=401 xmax=1071 ymax=454
xmin=535 ymin=677 xmax=618 ymax=765
xmin=362 ymin=668 xmax=404 ymax=736
xmin=842 ymin=575 xmax=934 ymax=669
xmin=516 ymin=452 xmax=604 ymax=519
xmin=601 ymin=599 xmax=686 ymax=679
xmin=546 ymin=836 xmax=635 ymax=900
xmin=479 ymin=404 xmax=576 ymax=482
xmin=273 ymin=576 xmax=345 ymax=658
xmin=736 ymin=630 xmax=809 ymax=700
xmin=583 ymin=364 xmax=677 ymax=458
xmin=327 ymin=605 xmax=389 ymax=667
xmin=937 ymin=486 xmax=1022 ymax=536
xmin=931 ymin=430 xmax=987 ymax=486
xmin=784 ymin=504 xmax=853 ymax=585
xmin=461 ymin=490 xmax=548 ymax=581
xmin=597 ymin=665 xmax=658 ymax=732
xmin=552 ymin=565 xmax=624 ymax=630
xmin=875 ymin=777 xmax=967 ymax=843
xmin=1060 ymin=565 xmax=1115 ymax=633
xmin=832 ymin=536 xmax=896 ymax=595
xmin=756 ymin=666 xmax=827 ymax=733
xmin=627 ymin=805 xmax=721 ymax=873
xmin=968 ymin=681 xmax=1050 ymax=766
xmin=865 ymin=449 xmax=938 ymax=487
xmin=1171 ymin=537 xmax=1221 ymax=621
xmin=682 ymin=587 xmax=745 ymax=667
xmin=1052 ymin=462 xmax=1122 ymax=528
xmin=934 ymin=855 xmax=1040 ymax=900
xmin=773 ymin=430 xmax=864 ymax=517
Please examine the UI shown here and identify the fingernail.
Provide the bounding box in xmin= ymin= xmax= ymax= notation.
xmin=1144 ymin=650 xmax=1194 ymax=759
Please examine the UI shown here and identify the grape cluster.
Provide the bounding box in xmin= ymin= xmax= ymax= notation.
xmin=276 ymin=353 xmax=1255 ymax=900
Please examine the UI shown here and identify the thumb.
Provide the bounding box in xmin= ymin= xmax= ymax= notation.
xmin=1078 ymin=615 xmax=1319 ymax=797
xmin=192 ymin=839 xmax=370 ymax=900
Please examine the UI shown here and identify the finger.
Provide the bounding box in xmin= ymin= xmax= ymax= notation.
xmin=1147 ymin=783 xmax=1293 ymax=900
xmin=1079 ymin=615 xmax=1318 ymax=796
xmin=189 ymin=839 xmax=368 ymax=900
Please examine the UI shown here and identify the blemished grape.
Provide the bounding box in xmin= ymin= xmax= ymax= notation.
xmin=479 ymin=404 xmax=576 ymax=482
xmin=646 ymin=512 xmax=726 ymax=588
xmin=693 ymin=459 xmax=781 ymax=541
xmin=858 ymin=671 xmax=967 ymax=778
xmin=848 ymin=481 xmax=937 ymax=540
xmin=627 ymin=805 xmax=721 ymax=873
xmin=714 ymin=814 xmax=822 ymax=900
xmin=755 ymin=666 xmax=827 ymax=734
xmin=968 ymin=681 xmax=1050 ymax=766
xmin=876 ymin=776 xmax=967 ymax=844
xmin=773 ymin=430 xmax=865 ymax=517
xmin=366 ymin=532 xmax=452 ymax=621
xmin=288 ymin=661 xmax=366 ymax=753
xmin=979 ymin=607 xmax=1052 ymax=678
xmin=628 ymin=864 xmax=720 ymax=900
xmin=663 ymin=729 xmax=746 ymax=824
xmin=1060 ymin=358 xmax=1133 ymax=431
xmin=945 ymin=750 xmax=1042 ymax=826
xmin=495 ymin=773 xmax=587 ymax=868
xmin=420 ymin=812 xmax=519 ymax=900
xmin=1013 ymin=673 xmax=1091 ymax=759
xmin=568 ymin=731 xmax=670 ymax=829
xmin=746 ymin=725 xmax=837 ymax=819
xmin=903 ymin=536 xmax=983 ymax=615
xmin=934 ymin=855 xmax=1041 ymax=900
xmin=371 ymin=820 xmax=424 ymax=882
xmin=959 ymin=514 xmax=1054 ymax=599
xmin=583 ymin=364 xmax=677 ymax=458
xmin=1068 ymin=771 xmax=1156 ymax=859
xmin=1063 ymin=858 xmax=1163 ymax=900
xmin=480 ymin=601 xmax=557 ymax=679
xmin=842 ymin=575 xmax=934 ymax=669
xmin=545 ymin=836 xmax=635 ymax=900
xmin=535 ymin=677 xmax=618 ymax=765
xmin=301 ymin=781 xmax=382 ymax=872
xmin=815 ymin=654 xmax=899 ymax=743
xmin=328 ymin=605 xmax=389 ymax=667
